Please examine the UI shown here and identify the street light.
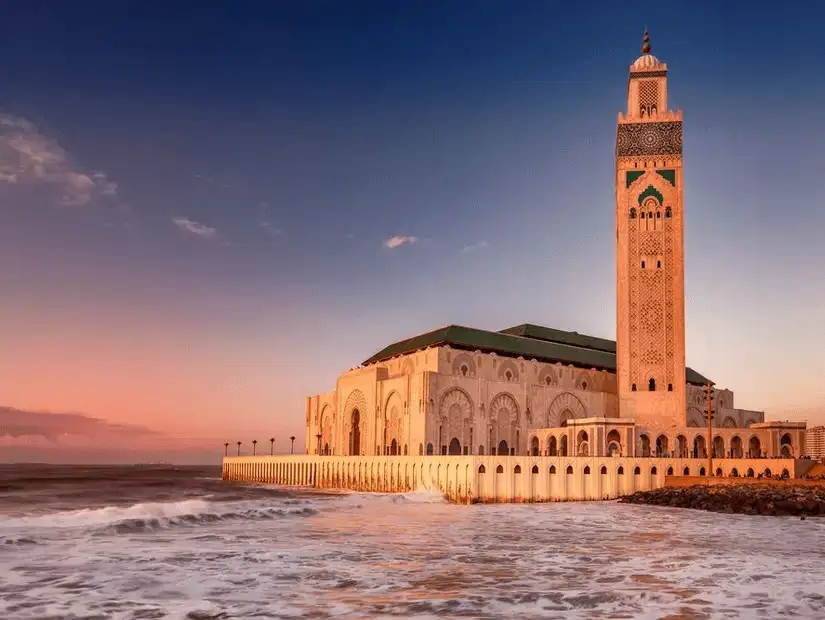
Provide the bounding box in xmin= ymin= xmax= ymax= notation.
xmin=252 ymin=439 xmax=257 ymax=456
xmin=290 ymin=436 xmax=296 ymax=454
xmin=224 ymin=442 xmax=229 ymax=456
xmin=270 ymin=437 xmax=275 ymax=455
xmin=236 ymin=440 xmax=242 ymax=456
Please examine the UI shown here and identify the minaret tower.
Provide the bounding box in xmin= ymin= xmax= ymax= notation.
xmin=616 ymin=31 xmax=686 ymax=433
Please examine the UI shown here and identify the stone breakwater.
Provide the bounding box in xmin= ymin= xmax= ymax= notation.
xmin=620 ymin=483 xmax=825 ymax=516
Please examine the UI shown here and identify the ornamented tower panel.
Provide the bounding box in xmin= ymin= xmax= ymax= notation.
xmin=616 ymin=32 xmax=687 ymax=430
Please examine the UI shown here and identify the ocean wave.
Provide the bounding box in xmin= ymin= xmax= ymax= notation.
xmin=0 ymin=498 xmax=318 ymax=536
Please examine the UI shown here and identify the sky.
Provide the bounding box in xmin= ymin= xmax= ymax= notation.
xmin=1 ymin=1 xmax=824 ymax=463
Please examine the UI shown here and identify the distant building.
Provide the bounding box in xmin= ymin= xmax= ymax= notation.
xmin=807 ymin=426 xmax=825 ymax=460
xmin=304 ymin=31 xmax=806 ymax=464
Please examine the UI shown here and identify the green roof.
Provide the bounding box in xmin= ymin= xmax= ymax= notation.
xmin=362 ymin=322 xmax=710 ymax=386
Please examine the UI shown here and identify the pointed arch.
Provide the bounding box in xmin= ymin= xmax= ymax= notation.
xmin=342 ymin=389 xmax=368 ymax=456
xmin=439 ymin=388 xmax=474 ymax=455
xmin=546 ymin=392 xmax=587 ymax=428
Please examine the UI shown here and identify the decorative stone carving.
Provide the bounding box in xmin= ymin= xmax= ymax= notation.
xmin=547 ymin=392 xmax=587 ymax=428
xmin=616 ymin=122 xmax=682 ymax=157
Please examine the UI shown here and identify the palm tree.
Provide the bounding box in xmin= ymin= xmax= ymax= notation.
xmin=236 ymin=441 xmax=242 ymax=456
xmin=252 ymin=439 xmax=257 ymax=455
xmin=224 ymin=442 xmax=229 ymax=456
xmin=290 ymin=436 xmax=296 ymax=454
xmin=269 ymin=437 xmax=275 ymax=455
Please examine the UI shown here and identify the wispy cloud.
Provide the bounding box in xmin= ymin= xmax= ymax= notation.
xmin=384 ymin=235 xmax=418 ymax=249
xmin=172 ymin=216 xmax=217 ymax=239
xmin=0 ymin=114 xmax=118 ymax=206
xmin=461 ymin=240 xmax=489 ymax=253
xmin=256 ymin=201 xmax=283 ymax=238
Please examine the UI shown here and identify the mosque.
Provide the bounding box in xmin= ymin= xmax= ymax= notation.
xmin=302 ymin=32 xmax=805 ymax=465
xmin=224 ymin=33 xmax=807 ymax=500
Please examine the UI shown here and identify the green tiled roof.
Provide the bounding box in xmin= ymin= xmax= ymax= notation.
xmin=362 ymin=323 xmax=710 ymax=386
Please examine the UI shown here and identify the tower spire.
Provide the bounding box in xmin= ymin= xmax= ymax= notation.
xmin=642 ymin=29 xmax=651 ymax=55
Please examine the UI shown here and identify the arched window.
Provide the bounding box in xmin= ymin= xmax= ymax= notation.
xmin=566 ymin=465 xmax=574 ymax=474
xmin=651 ymin=466 xmax=658 ymax=475
xmin=618 ymin=466 xmax=624 ymax=475
xmin=631 ymin=383 xmax=637 ymax=391
xmin=656 ymin=211 xmax=661 ymax=218
xmin=600 ymin=466 xmax=607 ymax=474
xmin=656 ymin=260 xmax=661 ymax=268
xmin=641 ymin=260 xmax=646 ymax=269
xmin=496 ymin=464 xmax=504 ymax=474
xmin=532 ymin=465 xmax=539 ymax=474
xmin=667 ymin=383 xmax=673 ymax=392
xmin=648 ymin=211 xmax=652 ymax=219
xmin=478 ymin=465 xmax=486 ymax=474
xmin=649 ymin=378 xmax=656 ymax=391
xmin=549 ymin=465 xmax=557 ymax=474
xmin=584 ymin=466 xmax=591 ymax=475
xmin=505 ymin=370 xmax=512 ymax=381
xmin=640 ymin=212 xmax=645 ymax=219
xmin=460 ymin=365 xmax=468 ymax=376
xmin=633 ymin=466 xmax=641 ymax=475
xmin=665 ymin=206 xmax=672 ymax=218
xmin=630 ymin=207 xmax=637 ymax=219
xmin=581 ymin=381 xmax=587 ymax=390
xmin=514 ymin=465 xmax=522 ymax=474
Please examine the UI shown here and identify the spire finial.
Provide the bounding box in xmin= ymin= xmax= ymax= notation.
xmin=642 ymin=29 xmax=651 ymax=55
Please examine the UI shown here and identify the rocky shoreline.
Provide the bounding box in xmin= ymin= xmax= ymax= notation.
xmin=620 ymin=483 xmax=825 ymax=516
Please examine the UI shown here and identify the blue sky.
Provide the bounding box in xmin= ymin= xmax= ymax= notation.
xmin=0 ymin=1 xmax=823 ymax=459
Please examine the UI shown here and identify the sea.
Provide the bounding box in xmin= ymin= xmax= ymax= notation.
xmin=1 ymin=465 xmax=824 ymax=620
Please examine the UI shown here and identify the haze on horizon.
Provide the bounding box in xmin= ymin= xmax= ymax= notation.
xmin=1 ymin=1 xmax=823 ymax=464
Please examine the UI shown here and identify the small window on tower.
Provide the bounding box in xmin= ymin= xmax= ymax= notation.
xmin=505 ymin=370 xmax=512 ymax=381
xmin=665 ymin=207 xmax=672 ymax=218
xmin=460 ymin=365 xmax=468 ymax=376
xmin=649 ymin=378 xmax=656 ymax=391
xmin=641 ymin=260 xmax=646 ymax=269
xmin=648 ymin=211 xmax=653 ymax=219
xmin=668 ymin=383 xmax=673 ymax=392
xmin=630 ymin=208 xmax=637 ymax=219
xmin=640 ymin=212 xmax=645 ymax=219
xmin=656 ymin=211 xmax=661 ymax=218
xmin=632 ymin=383 xmax=637 ymax=392
xmin=657 ymin=260 xmax=661 ymax=269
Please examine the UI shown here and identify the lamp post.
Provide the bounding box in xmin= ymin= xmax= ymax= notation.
xmin=252 ymin=439 xmax=257 ymax=455
xmin=290 ymin=436 xmax=296 ymax=454
xmin=316 ymin=433 xmax=322 ymax=455
xmin=270 ymin=437 xmax=275 ymax=455
xmin=704 ymin=380 xmax=716 ymax=477
xmin=224 ymin=442 xmax=229 ymax=456
xmin=236 ymin=441 xmax=242 ymax=456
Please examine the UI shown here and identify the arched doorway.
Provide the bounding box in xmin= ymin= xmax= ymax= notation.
xmin=693 ymin=435 xmax=706 ymax=458
xmin=780 ymin=433 xmax=793 ymax=458
xmin=448 ymin=438 xmax=461 ymax=455
xmin=712 ymin=436 xmax=724 ymax=458
xmin=638 ymin=434 xmax=651 ymax=457
xmin=559 ymin=436 xmax=568 ymax=457
xmin=498 ymin=440 xmax=509 ymax=456
xmin=547 ymin=436 xmax=557 ymax=456
xmin=730 ymin=436 xmax=743 ymax=458
xmin=676 ymin=435 xmax=687 ymax=458
xmin=349 ymin=409 xmax=361 ymax=455
xmin=655 ymin=435 xmax=669 ymax=457
xmin=606 ymin=430 xmax=622 ymax=456
xmin=576 ymin=430 xmax=589 ymax=456
xmin=748 ymin=436 xmax=761 ymax=458
xmin=390 ymin=439 xmax=398 ymax=455
xmin=530 ymin=436 xmax=539 ymax=456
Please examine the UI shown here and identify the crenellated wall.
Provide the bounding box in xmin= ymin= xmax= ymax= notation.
xmin=221 ymin=455 xmax=801 ymax=504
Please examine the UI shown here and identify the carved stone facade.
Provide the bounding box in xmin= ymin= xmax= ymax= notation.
xmin=301 ymin=34 xmax=806 ymax=466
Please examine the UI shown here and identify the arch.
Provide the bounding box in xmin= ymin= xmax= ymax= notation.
xmin=764 ymin=468 xmax=772 ymax=478
xmin=693 ymin=435 xmax=707 ymax=458
xmin=514 ymin=465 xmax=522 ymax=474
xmin=546 ymin=392 xmax=587 ymax=428
xmin=448 ymin=438 xmax=461 ymax=455
xmin=390 ymin=438 xmax=399 ymax=456
xmin=342 ymin=389 xmax=368 ymax=455
xmin=451 ymin=352 xmax=477 ymax=377
xmin=496 ymin=358 xmax=520 ymax=382
xmin=676 ymin=434 xmax=688 ymax=458
xmin=651 ymin=466 xmax=658 ymax=475
xmin=549 ymin=465 xmax=557 ymax=474
xmin=439 ymin=388 xmax=474 ymax=456
xmin=780 ymin=444 xmax=793 ymax=458
xmin=781 ymin=468 xmax=790 ymax=478
xmin=683 ymin=466 xmax=690 ymax=475
xmin=489 ymin=392 xmax=519 ymax=452
xmin=600 ymin=465 xmax=607 ymax=475
xmin=320 ymin=404 xmax=333 ymax=456
xmin=666 ymin=466 xmax=673 ymax=475
xmin=538 ymin=366 xmax=557 ymax=387
xmin=638 ymin=433 xmax=651 ymax=457
xmin=497 ymin=440 xmax=510 ymax=456
xmin=618 ymin=466 xmax=625 ymax=475
xmin=699 ymin=467 xmax=706 ymax=476
xmin=712 ymin=436 xmax=725 ymax=458
xmin=496 ymin=464 xmax=504 ymax=474
xmin=686 ymin=408 xmax=704 ymax=428
xmin=576 ymin=430 xmax=589 ymax=456
xmin=648 ymin=377 xmax=656 ymax=391
xmin=532 ymin=465 xmax=539 ymax=474
xmin=655 ymin=434 xmax=669 ymax=457
xmin=530 ymin=436 xmax=539 ymax=456
xmin=606 ymin=429 xmax=622 ymax=456
xmin=418 ymin=443 xmax=423 ymax=456
xmin=730 ymin=468 xmax=739 ymax=477
xmin=746 ymin=468 xmax=754 ymax=478
xmin=748 ymin=436 xmax=761 ymax=458
xmin=426 ymin=442 xmax=434 ymax=455
xmin=559 ymin=435 xmax=568 ymax=457
xmin=566 ymin=465 xmax=574 ymax=474
xmin=584 ymin=466 xmax=591 ymax=475
xmin=730 ymin=436 xmax=743 ymax=458
xmin=478 ymin=465 xmax=486 ymax=474
xmin=478 ymin=445 xmax=484 ymax=455
xmin=547 ymin=436 xmax=557 ymax=456
xmin=715 ymin=467 xmax=723 ymax=477
xmin=722 ymin=416 xmax=737 ymax=428
xmin=633 ymin=466 xmax=641 ymax=475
